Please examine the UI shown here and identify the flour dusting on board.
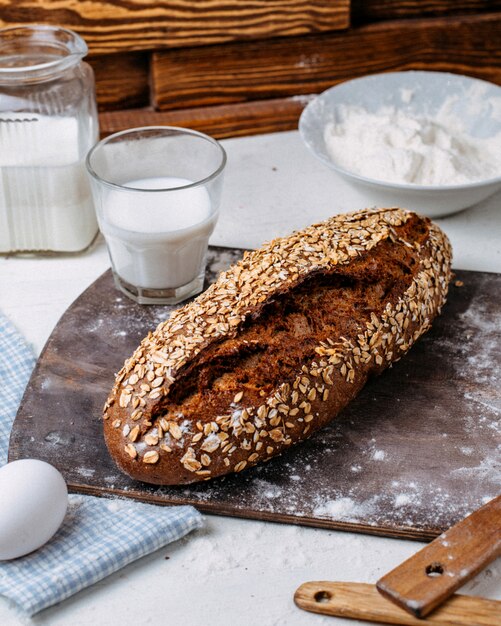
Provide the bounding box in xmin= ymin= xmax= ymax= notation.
xmin=158 ymin=273 xmax=500 ymax=533
xmin=313 ymin=497 xmax=375 ymax=521
xmin=18 ymin=249 xmax=501 ymax=538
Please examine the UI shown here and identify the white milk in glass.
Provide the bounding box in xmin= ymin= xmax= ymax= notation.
xmin=0 ymin=114 xmax=98 ymax=252
xmin=101 ymin=177 xmax=214 ymax=289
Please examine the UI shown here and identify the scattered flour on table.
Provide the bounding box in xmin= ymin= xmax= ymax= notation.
xmin=452 ymin=452 xmax=501 ymax=484
xmin=252 ymin=479 xmax=283 ymax=500
xmin=323 ymin=90 xmax=501 ymax=185
xmin=77 ymin=467 xmax=95 ymax=479
xmin=182 ymin=523 xmax=316 ymax=575
xmin=394 ymin=494 xmax=413 ymax=507
xmin=313 ymin=497 xmax=375 ymax=522
xmin=40 ymin=377 xmax=52 ymax=390
xmin=208 ymin=251 xmax=241 ymax=275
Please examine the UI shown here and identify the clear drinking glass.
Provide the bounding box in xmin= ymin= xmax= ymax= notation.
xmin=86 ymin=126 xmax=226 ymax=305
xmin=0 ymin=25 xmax=99 ymax=254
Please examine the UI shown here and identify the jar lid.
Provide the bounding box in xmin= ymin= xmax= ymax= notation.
xmin=0 ymin=25 xmax=87 ymax=83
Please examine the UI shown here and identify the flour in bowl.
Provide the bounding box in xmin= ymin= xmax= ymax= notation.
xmin=323 ymin=98 xmax=501 ymax=186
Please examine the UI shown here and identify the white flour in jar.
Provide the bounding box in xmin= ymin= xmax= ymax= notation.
xmin=323 ymin=96 xmax=501 ymax=186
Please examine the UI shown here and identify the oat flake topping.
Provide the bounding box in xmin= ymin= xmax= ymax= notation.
xmin=104 ymin=208 xmax=452 ymax=478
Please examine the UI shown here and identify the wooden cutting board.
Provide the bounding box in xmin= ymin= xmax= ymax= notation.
xmin=9 ymin=247 xmax=501 ymax=541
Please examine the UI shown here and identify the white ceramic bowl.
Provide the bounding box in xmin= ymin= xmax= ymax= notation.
xmin=299 ymin=71 xmax=501 ymax=218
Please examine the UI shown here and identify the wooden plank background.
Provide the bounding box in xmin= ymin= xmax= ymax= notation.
xmin=93 ymin=53 xmax=150 ymax=111
xmin=99 ymin=97 xmax=308 ymax=140
xmin=1 ymin=0 xmax=500 ymax=136
xmin=352 ymin=0 xmax=501 ymax=23
xmin=0 ymin=0 xmax=350 ymax=53
xmin=151 ymin=13 xmax=501 ymax=110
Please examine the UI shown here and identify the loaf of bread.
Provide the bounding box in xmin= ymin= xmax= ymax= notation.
xmin=103 ymin=208 xmax=452 ymax=485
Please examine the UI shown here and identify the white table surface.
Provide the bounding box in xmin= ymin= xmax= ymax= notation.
xmin=0 ymin=130 xmax=500 ymax=625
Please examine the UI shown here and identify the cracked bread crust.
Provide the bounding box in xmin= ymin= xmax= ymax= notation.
xmin=103 ymin=207 xmax=452 ymax=485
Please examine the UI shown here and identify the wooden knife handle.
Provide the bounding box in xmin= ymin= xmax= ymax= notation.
xmin=294 ymin=581 xmax=501 ymax=626
xmin=376 ymin=495 xmax=501 ymax=618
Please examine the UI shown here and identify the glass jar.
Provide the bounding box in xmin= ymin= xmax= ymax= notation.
xmin=0 ymin=25 xmax=99 ymax=254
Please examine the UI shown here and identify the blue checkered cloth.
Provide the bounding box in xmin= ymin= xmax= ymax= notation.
xmin=0 ymin=312 xmax=203 ymax=616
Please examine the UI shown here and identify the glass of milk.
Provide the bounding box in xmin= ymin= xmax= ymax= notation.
xmin=86 ymin=126 xmax=226 ymax=304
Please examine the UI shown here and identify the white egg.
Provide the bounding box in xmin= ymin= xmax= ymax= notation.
xmin=0 ymin=459 xmax=68 ymax=560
